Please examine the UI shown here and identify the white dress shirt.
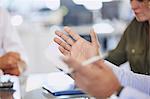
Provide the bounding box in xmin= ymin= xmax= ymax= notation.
xmin=0 ymin=8 xmax=28 ymax=63
xmin=119 ymin=87 xmax=150 ymax=99
xmin=105 ymin=61 xmax=150 ymax=98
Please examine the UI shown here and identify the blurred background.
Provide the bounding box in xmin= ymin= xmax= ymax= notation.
xmin=0 ymin=0 xmax=134 ymax=74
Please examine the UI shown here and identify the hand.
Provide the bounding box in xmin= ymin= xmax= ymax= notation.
xmin=54 ymin=26 xmax=100 ymax=62
xmin=63 ymin=57 xmax=121 ymax=98
xmin=3 ymin=67 xmax=20 ymax=76
xmin=0 ymin=52 xmax=21 ymax=76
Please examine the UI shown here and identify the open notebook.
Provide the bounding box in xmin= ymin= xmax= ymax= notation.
xmin=42 ymin=72 xmax=74 ymax=92
xmin=42 ymin=72 xmax=85 ymax=96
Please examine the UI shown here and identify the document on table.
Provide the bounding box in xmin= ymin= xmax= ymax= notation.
xmin=26 ymin=72 xmax=74 ymax=92
xmin=26 ymin=72 xmax=86 ymax=97
xmin=42 ymin=72 xmax=75 ymax=93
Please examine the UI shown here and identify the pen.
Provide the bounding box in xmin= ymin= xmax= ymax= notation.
xmin=56 ymin=67 xmax=73 ymax=78
xmin=59 ymin=55 xmax=105 ymax=74
xmin=81 ymin=55 xmax=103 ymax=66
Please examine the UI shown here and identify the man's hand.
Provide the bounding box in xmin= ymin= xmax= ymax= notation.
xmin=0 ymin=52 xmax=22 ymax=76
xmin=3 ymin=67 xmax=20 ymax=76
xmin=63 ymin=57 xmax=121 ymax=98
xmin=54 ymin=26 xmax=100 ymax=62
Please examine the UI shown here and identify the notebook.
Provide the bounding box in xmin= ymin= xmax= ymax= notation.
xmin=42 ymin=72 xmax=85 ymax=96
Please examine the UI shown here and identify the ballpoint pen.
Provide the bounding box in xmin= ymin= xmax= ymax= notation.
xmin=56 ymin=67 xmax=72 ymax=78
xmin=59 ymin=55 xmax=104 ymax=74
xmin=81 ymin=55 xmax=103 ymax=66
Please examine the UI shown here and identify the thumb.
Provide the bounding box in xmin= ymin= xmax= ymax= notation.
xmin=90 ymin=28 xmax=100 ymax=47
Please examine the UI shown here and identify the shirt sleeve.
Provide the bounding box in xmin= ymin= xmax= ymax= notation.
xmin=0 ymin=9 xmax=28 ymax=64
xmin=118 ymin=87 xmax=150 ymax=99
xmin=104 ymin=60 xmax=150 ymax=95
xmin=105 ymin=30 xmax=128 ymax=66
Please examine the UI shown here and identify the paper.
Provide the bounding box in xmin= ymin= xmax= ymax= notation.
xmin=43 ymin=72 xmax=74 ymax=93
xmin=26 ymin=73 xmax=48 ymax=92
xmin=26 ymin=72 xmax=74 ymax=93
xmin=44 ymin=42 xmax=70 ymax=73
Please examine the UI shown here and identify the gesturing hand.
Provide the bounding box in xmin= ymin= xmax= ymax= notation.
xmin=54 ymin=26 xmax=100 ymax=62
xmin=63 ymin=57 xmax=121 ymax=98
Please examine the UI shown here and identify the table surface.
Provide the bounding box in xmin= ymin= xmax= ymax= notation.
xmin=23 ymin=89 xmax=91 ymax=99
xmin=19 ymin=75 xmax=92 ymax=99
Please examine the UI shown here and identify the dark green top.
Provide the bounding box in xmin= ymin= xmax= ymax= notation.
xmin=106 ymin=18 xmax=150 ymax=75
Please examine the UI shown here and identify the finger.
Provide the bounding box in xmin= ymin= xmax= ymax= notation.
xmin=7 ymin=52 xmax=21 ymax=61
xmin=58 ymin=46 xmax=70 ymax=56
xmin=0 ymin=64 xmax=15 ymax=70
xmin=3 ymin=57 xmax=18 ymax=70
xmin=55 ymin=30 xmax=74 ymax=45
xmin=90 ymin=29 xmax=99 ymax=47
xmin=4 ymin=67 xmax=20 ymax=76
xmin=64 ymin=26 xmax=81 ymax=41
xmin=54 ymin=37 xmax=71 ymax=51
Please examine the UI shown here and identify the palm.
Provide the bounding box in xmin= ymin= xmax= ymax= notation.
xmin=70 ymin=38 xmax=99 ymax=62
xmin=54 ymin=27 xmax=100 ymax=62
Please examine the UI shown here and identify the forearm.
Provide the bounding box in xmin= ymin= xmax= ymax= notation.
xmin=104 ymin=60 xmax=150 ymax=95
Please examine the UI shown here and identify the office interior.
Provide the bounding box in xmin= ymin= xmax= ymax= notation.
xmin=0 ymin=0 xmax=133 ymax=74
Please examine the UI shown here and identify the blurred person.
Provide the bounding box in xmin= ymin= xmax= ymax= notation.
xmin=0 ymin=8 xmax=28 ymax=76
xmin=54 ymin=0 xmax=150 ymax=75
xmin=105 ymin=0 xmax=150 ymax=75
xmin=63 ymin=57 xmax=150 ymax=99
